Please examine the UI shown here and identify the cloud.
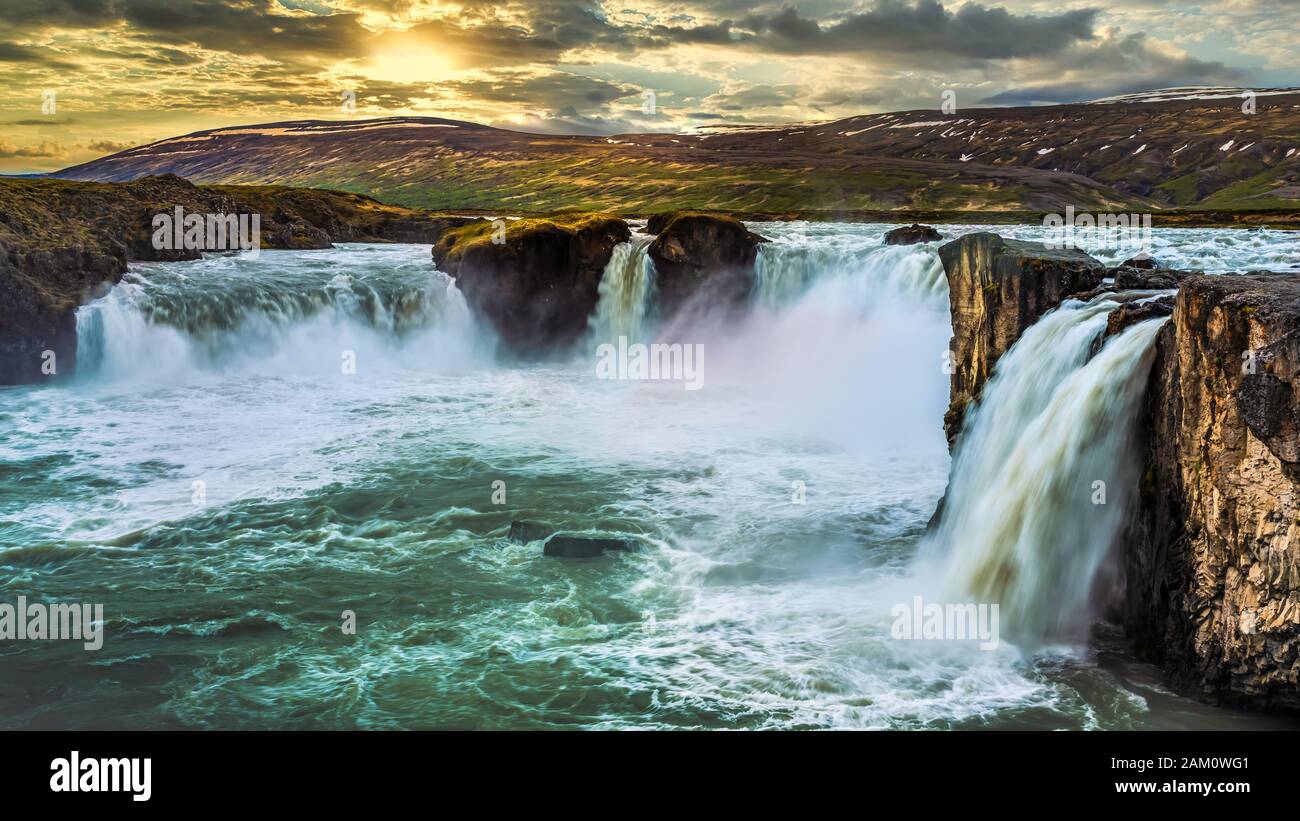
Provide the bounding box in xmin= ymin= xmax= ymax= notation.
xmin=648 ymin=1 xmax=1101 ymax=67
xmin=7 ymin=117 xmax=79 ymax=125
xmin=84 ymin=139 xmax=134 ymax=153
xmin=449 ymin=72 xmax=636 ymax=110
xmin=980 ymin=31 xmax=1250 ymax=104
xmin=0 ymin=139 xmax=67 ymax=158
xmin=0 ymin=0 xmax=120 ymax=30
xmin=0 ymin=40 xmax=78 ymax=69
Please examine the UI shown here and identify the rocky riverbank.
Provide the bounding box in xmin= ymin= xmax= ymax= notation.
xmin=936 ymin=231 xmax=1300 ymax=709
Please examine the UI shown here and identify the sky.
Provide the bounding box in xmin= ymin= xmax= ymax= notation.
xmin=0 ymin=0 xmax=1297 ymax=173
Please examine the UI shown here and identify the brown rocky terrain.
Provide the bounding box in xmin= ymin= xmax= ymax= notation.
xmin=646 ymin=212 xmax=768 ymax=320
xmin=430 ymin=213 xmax=630 ymax=356
xmin=430 ymin=210 xmax=768 ymax=354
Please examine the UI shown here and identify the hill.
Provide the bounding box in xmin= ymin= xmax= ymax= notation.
xmin=51 ymin=89 xmax=1300 ymax=215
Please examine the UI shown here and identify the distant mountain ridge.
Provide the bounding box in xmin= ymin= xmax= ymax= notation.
xmin=53 ymin=89 xmax=1300 ymax=214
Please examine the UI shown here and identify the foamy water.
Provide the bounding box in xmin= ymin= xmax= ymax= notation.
xmin=0 ymin=226 xmax=1293 ymax=729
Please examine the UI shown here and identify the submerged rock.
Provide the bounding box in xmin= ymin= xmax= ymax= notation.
xmin=646 ymin=212 xmax=768 ymax=320
xmin=508 ymin=520 xmax=552 ymax=544
xmin=1126 ymin=273 xmax=1300 ymax=710
xmin=542 ymin=535 xmax=636 ymax=558
xmin=883 ymin=224 xmax=942 ymax=245
xmin=431 ymin=213 xmax=630 ymax=356
xmin=937 ymin=232 xmax=1106 ymax=447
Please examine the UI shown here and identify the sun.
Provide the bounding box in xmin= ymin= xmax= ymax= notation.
xmin=363 ymin=42 xmax=458 ymax=84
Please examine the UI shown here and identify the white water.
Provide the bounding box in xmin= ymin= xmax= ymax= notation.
xmin=926 ymin=297 xmax=1167 ymax=641
xmin=74 ymin=246 xmax=486 ymax=383
xmin=3 ymin=226 xmax=1287 ymax=729
xmin=589 ymin=236 xmax=657 ymax=345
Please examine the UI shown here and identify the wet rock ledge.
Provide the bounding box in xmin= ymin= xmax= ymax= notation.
xmin=645 ymin=211 xmax=768 ymax=318
xmin=431 ymin=213 xmax=630 ymax=356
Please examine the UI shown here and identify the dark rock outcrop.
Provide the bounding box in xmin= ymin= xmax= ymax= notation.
xmin=644 ymin=212 xmax=677 ymax=235
xmin=1112 ymin=266 xmax=1195 ymax=291
xmin=1103 ymin=295 xmax=1176 ymax=339
xmin=543 ymin=535 xmax=636 ymax=558
xmin=1126 ymin=273 xmax=1300 ymax=709
xmin=883 ymin=224 xmax=942 ymax=245
xmin=508 ymin=520 xmax=552 ymax=544
xmin=431 ymin=213 xmax=630 ymax=356
xmin=937 ymin=232 xmax=1107 ymax=446
xmin=1120 ymin=255 xmax=1161 ymax=269
xmin=0 ymin=175 xmax=470 ymax=385
xmin=646 ymin=212 xmax=768 ymax=319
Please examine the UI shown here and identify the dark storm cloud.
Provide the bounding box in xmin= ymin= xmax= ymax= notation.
xmin=0 ymin=0 xmax=120 ymax=29
xmin=0 ymin=0 xmax=1102 ymax=70
xmin=448 ymin=72 xmax=636 ymax=110
xmin=117 ymin=0 xmax=365 ymax=55
xmin=980 ymin=33 xmax=1250 ymax=104
xmin=0 ymin=0 xmax=368 ymax=57
xmin=0 ymin=41 xmax=78 ymax=69
xmin=648 ymin=1 xmax=1099 ymax=65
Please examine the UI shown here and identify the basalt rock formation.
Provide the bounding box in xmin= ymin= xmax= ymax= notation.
xmin=431 ymin=213 xmax=630 ymax=356
xmin=883 ymin=224 xmax=942 ymax=245
xmin=937 ymin=232 xmax=1107 ymax=445
xmin=1126 ymin=274 xmax=1300 ymax=709
xmin=938 ymin=231 xmax=1300 ymax=710
xmin=646 ymin=212 xmax=768 ymax=320
xmin=0 ymin=175 xmax=470 ymax=385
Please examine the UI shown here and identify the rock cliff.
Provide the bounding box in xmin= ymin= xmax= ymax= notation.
xmin=938 ymin=231 xmax=1299 ymax=709
xmin=431 ymin=213 xmax=631 ymax=355
xmin=646 ymin=212 xmax=767 ymax=320
xmin=937 ymin=232 xmax=1107 ymax=445
xmin=1126 ymin=274 xmax=1300 ymax=708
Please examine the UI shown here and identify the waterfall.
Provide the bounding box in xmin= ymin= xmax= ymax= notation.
xmin=929 ymin=295 xmax=1167 ymax=642
xmin=588 ymin=237 xmax=656 ymax=345
xmin=753 ymin=229 xmax=947 ymax=310
xmin=74 ymin=246 xmax=484 ymax=381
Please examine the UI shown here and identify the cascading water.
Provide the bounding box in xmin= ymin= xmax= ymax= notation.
xmin=74 ymin=244 xmax=483 ymax=381
xmin=6 ymin=225 xmax=1288 ymax=731
xmin=588 ymin=236 xmax=657 ymax=345
xmin=927 ymin=295 xmax=1168 ymax=642
xmin=752 ymin=222 xmax=947 ymax=308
